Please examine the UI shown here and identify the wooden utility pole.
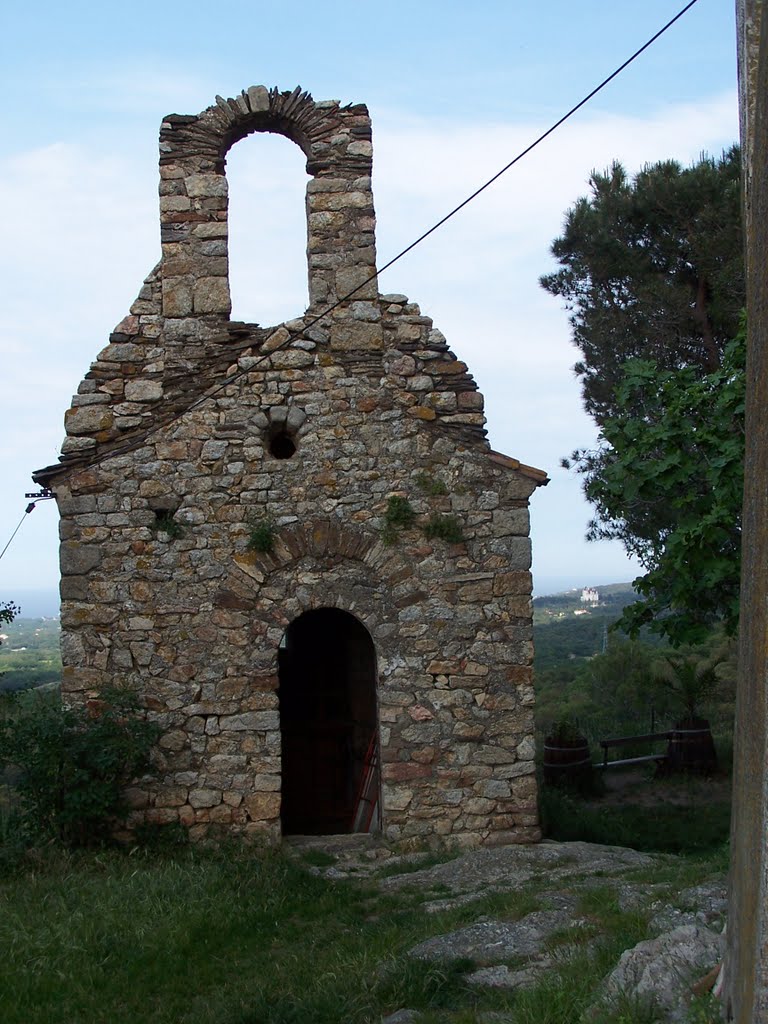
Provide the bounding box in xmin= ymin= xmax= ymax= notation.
xmin=728 ymin=1 xmax=768 ymax=1019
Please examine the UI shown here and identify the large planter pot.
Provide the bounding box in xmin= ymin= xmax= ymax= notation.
xmin=666 ymin=717 xmax=718 ymax=774
xmin=543 ymin=734 xmax=593 ymax=789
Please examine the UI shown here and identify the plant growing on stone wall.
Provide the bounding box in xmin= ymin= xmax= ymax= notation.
xmin=423 ymin=513 xmax=465 ymax=544
xmin=248 ymin=515 xmax=276 ymax=554
xmin=415 ymin=472 xmax=449 ymax=496
xmin=381 ymin=495 xmax=416 ymax=545
xmin=0 ymin=686 xmax=159 ymax=847
xmin=151 ymin=511 xmax=184 ymax=540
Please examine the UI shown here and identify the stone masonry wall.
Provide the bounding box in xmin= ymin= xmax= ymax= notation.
xmin=35 ymin=87 xmax=547 ymax=846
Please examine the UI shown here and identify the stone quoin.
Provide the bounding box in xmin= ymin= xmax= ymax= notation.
xmin=34 ymin=86 xmax=549 ymax=845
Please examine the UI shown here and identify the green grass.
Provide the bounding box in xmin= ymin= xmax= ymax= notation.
xmin=0 ymin=845 xmax=557 ymax=1024
xmin=617 ymin=842 xmax=729 ymax=896
xmin=539 ymin=786 xmax=731 ymax=854
xmin=1 ymin=845 xmax=449 ymax=1024
xmin=0 ymin=833 xmax=728 ymax=1024
xmin=298 ymin=848 xmax=337 ymax=868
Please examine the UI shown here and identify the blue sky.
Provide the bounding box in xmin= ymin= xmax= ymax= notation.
xmin=0 ymin=0 xmax=739 ymax=605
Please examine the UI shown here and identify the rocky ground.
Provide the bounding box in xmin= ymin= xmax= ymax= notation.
xmin=286 ymin=834 xmax=727 ymax=1023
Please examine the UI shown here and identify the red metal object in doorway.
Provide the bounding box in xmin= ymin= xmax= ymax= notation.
xmin=351 ymin=733 xmax=379 ymax=833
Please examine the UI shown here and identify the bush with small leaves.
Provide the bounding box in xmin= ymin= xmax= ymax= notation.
xmin=0 ymin=687 xmax=159 ymax=847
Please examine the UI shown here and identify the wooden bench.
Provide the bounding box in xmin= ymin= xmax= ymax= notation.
xmin=598 ymin=731 xmax=672 ymax=770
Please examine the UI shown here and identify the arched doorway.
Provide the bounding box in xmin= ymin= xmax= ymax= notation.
xmin=278 ymin=608 xmax=380 ymax=836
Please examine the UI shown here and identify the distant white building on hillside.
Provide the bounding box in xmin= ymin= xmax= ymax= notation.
xmin=581 ymin=587 xmax=599 ymax=605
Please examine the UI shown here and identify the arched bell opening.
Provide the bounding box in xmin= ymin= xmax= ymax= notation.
xmin=225 ymin=130 xmax=310 ymax=325
xmin=278 ymin=607 xmax=380 ymax=836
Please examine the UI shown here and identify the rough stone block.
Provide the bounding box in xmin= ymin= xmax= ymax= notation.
xmin=64 ymin=406 xmax=113 ymax=435
xmin=475 ymin=745 xmax=517 ymax=765
xmin=382 ymin=762 xmax=433 ymax=782
xmin=155 ymin=786 xmax=189 ymax=808
xmin=60 ymin=436 xmax=98 ymax=454
xmin=347 ymin=140 xmax=373 ymax=158
xmin=330 ymin=322 xmax=383 ymax=351
xmin=219 ymin=712 xmax=280 ymax=731
xmin=269 ymin=349 xmax=315 ymax=369
xmin=60 ymin=542 xmax=102 ymax=576
xmin=194 ymin=277 xmax=231 ymax=314
xmin=244 ymin=792 xmax=280 ymax=820
xmin=382 ymin=785 xmax=413 ymax=811
xmin=162 ymin=278 xmax=193 ymax=317
xmin=492 ymin=509 xmax=530 ymax=536
xmin=160 ymin=195 xmax=191 ymax=213
xmin=145 ymin=807 xmax=180 ymax=826
xmin=407 ymin=405 xmax=437 ymax=421
xmin=125 ymin=380 xmax=163 ymax=402
xmin=247 ymin=85 xmax=270 ymax=111
xmin=335 ymin=265 xmax=377 ymax=301
xmin=186 ymin=173 xmax=228 ymax=198
xmin=253 ymin=774 xmax=281 ymax=792
xmin=57 ymin=495 xmax=98 ymax=516
xmin=188 ymin=788 xmax=222 ymax=809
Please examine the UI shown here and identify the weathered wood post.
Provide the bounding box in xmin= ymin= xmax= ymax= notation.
xmin=727 ymin=1 xmax=768 ymax=1019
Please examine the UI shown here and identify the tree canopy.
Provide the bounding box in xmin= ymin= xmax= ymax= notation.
xmin=541 ymin=148 xmax=744 ymax=425
xmin=605 ymin=331 xmax=743 ymax=644
xmin=566 ymin=321 xmax=744 ymax=645
xmin=542 ymin=149 xmax=745 ymax=644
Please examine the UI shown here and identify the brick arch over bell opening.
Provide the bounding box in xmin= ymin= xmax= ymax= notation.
xmin=158 ymin=85 xmax=378 ymax=321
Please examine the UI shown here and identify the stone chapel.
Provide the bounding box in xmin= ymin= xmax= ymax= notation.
xmin=34 ymin=86 xmax=548 ymax=845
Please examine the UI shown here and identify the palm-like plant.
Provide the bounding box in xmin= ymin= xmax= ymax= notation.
xmin=651 ymin=654 xmax=721 ymax=722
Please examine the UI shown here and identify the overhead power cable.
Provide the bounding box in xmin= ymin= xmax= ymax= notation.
xmin=34 ymin=0 xmax=699 ymax=477
xmin=375 ymin=0 xmax=701 ymax=282
xmin=0 ymin=498 xmax=51 ymax=566
xmin=178 ymin=0 xmax=702 ymax=413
